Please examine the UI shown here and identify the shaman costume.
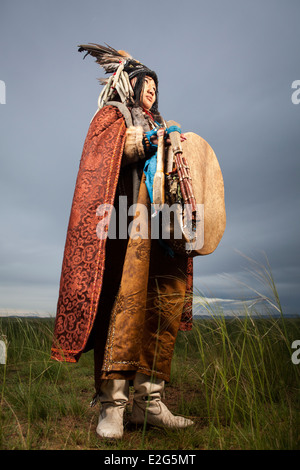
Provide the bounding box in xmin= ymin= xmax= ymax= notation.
xmin=52 ymin=44 xmax=226 ymax=438
xmin=51 ymin=44 xmax=197 ymax=438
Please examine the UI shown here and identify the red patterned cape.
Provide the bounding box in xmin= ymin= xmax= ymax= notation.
xmin=51 ymin=105 xmax=193 ymax=363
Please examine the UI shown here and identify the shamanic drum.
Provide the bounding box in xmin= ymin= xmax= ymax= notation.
xmin=163 ymin=131 xmax=226 ymax=257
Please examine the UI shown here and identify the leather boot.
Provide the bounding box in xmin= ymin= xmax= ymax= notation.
xmin=131 ymin=373 xmax=194 ymax=428
xmin=96 ymin=379 xmax=129 ymax=439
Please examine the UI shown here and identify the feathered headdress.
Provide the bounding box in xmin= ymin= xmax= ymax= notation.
xmin=78 ymin=43 xmax=157 ymax=109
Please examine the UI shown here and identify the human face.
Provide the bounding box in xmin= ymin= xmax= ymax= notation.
xmin=140 ymin=76 xmax=156 ymax=111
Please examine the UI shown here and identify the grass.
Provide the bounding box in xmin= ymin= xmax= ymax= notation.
xmin=0 ymin=259 xmax=300 ymax=450
xmin=172 ymin=315 xmax=300 ymax=450
xmin=1 ymin=313 xmax=299 ymax=450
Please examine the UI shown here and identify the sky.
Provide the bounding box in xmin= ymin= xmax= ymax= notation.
xmin=0 ymin=0 xmax=299 ymax=317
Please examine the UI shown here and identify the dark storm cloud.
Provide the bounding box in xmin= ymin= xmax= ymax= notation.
xmin=0 ymin=0 xmax=299 ymax=315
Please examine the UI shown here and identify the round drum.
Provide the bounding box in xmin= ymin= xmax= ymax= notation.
xmin=164 ymin=132 xmax=226 ymax=257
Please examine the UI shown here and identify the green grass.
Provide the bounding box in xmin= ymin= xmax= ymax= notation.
xmin=0 ymin=256 xmax=299 ymax=450
xmin=0 ymin=311 xmax=299 ymax=450
xmin=172 ymin=315 xmax=300 ymax=449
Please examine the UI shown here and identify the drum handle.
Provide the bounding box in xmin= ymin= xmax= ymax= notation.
xmin=166 ymin=120 xmax=183 ymax=155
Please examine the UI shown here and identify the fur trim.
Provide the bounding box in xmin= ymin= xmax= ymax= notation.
xmin=123 ymin=126 xmax=145 ymax=165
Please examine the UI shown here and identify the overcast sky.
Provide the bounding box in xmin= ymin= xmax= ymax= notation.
xmin=0 ymin=0 xmax=299 ymax=316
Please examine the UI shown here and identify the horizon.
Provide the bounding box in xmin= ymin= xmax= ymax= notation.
xmin=1 ymin=294 xmax=298 ymax=319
